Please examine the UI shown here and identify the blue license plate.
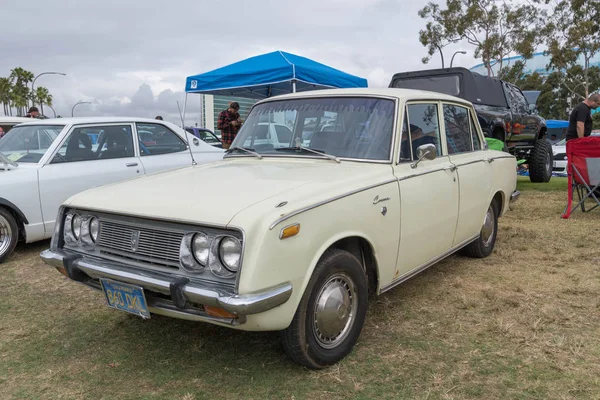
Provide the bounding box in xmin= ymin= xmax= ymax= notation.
xmin=100 ymin=279 xmax=150 ymax=319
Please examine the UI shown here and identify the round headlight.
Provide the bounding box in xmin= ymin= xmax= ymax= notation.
xmin=72 ymin=214 xmax=82 ymax=239
xmin=219 ymin=237 xmax=242 ymax=272
xmin=90 ymin=217 xmax=99 ymax=242
xmin=192 ymin=233 xmax=210 ymax=265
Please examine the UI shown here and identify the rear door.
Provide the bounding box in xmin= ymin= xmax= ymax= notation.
xmin=442 ymin=102 xmax=492 ymax=245
xmin=135 ymin=122 xmax=191 ymax=174
xmin=38 ymin=123 xmax=141 ymax=232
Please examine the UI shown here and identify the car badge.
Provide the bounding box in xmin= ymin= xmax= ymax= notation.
xmin=130 ymin=231 xmax=140 ymax=252
xmin=373 ymin=195 xmax=391 ymax=205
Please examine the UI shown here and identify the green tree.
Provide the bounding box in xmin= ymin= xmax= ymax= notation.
xmin=541 ymin=0 xmax=600 ymax=97
xmin=9 ymin=67 xmax=34 ymax=116
xmin=418 ymin=0 xmax=545 ymax=76
xmin=0 ymin=77 xmax=13 ymax=116
xmin=34 ymin=86 xmax=52 ymax=117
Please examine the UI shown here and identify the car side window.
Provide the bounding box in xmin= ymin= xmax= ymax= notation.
xmin=470 ymin=112 xmax=482 ymax=151
xmin=52 ymin=125 xmax=134 ymax=163
xmin=443 ymin=104 xmax=473 ymax=154
xmin=400 ymin=103 xmax=442 ymax=162
xmin=136 ymin=123 xmax=187 ymax=156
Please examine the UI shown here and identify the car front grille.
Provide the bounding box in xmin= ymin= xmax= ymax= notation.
xmin=97 ymin=220 xmax=183 ymax=269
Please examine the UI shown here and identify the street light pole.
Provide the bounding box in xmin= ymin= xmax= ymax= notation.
xmin=46 ymin=104 xmax=57 ymax=118
xmin=450 ymin=51 xmax=467 ymax=68
xmin=71 ymin=101 xmax=92 ymax=117
xmin=31 ymin=72 xmax=66 ymax=107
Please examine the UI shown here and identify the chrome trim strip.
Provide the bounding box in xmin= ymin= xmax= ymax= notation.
xmin=223 ymin=153 xmax=393 ymax=164
xmin=396 ymin=166 xmax=451 ymax=182
xmin=452 ymin=159 xmax=486 ymax=168
xmin=40 ymin=249 xmax=291 ymax=315
xmin=379 ymin=234 xmax=479 ymax=293
xmin=268 ymin=178 xmax=398 ymax=230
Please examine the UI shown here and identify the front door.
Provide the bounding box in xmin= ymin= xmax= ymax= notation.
xmin=393 ymin=102 xmax=459 ymax=279
xmin=38 ymin=123 xmax=141 ymax=233
xmin=442 ymin=103 xmax=493 ymax=246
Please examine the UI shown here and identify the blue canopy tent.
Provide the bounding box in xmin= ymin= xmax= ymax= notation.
xmin=185 ymin=50 xmax=368 ymax=99
xmin=547 ymin=119 xmax=569 ymax=141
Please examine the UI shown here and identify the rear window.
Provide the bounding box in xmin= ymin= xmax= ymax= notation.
xmin=391 ymin=75 xmax=461 ymax=97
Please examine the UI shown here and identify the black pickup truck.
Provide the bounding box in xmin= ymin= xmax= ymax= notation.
xmin=389 ymin=67 xmax=552 ymax=183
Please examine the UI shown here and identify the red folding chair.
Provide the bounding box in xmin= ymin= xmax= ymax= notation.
xmin=562 ymin=136 xmax=600 ymax=218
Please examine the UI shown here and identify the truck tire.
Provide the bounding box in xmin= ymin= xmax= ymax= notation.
xmin=528 ymin=139 xmax=552 ymax=183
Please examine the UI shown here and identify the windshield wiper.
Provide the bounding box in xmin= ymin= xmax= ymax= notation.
xmin=224 ymin=146 xmax=263 ymax=159
xmin=275 ymin=146 xmax=341 ymax=163
xmin=0 ymin=151 xmax=18 ymax=170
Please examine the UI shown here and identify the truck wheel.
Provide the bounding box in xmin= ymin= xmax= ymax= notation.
xmin=529 ymin=139 xmax=552 ymax=183
xmin=280 ymin=248 xmax=368 ymax=369
xmin=463 ymin=201 xmax=498 ymax=258
xmin=0 ymin=208 xmax=18 ymax=263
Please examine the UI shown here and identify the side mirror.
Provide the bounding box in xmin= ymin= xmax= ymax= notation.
xmin=411 ymin=143 xmax=436 ymax=169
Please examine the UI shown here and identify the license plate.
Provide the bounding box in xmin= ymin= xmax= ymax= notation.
xmin=100 ymin=279 xmax=150 ymax=319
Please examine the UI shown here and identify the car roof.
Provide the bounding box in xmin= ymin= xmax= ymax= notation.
xmin=255 ymin=87 xmax=473 ymax=106
xmin=12 ymin=116 xmax=176 ymax=126
xmin=0 ymin=116 xmax=32 ymax=124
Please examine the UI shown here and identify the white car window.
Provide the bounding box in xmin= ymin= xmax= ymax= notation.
xmin=52 ymin=125 xmax=134 ymax=163
xmin=0 ymin=124 xmax=64 ymax=163
xmin=443 ymin=104 xmax=473 ymax=154
xmin=136 ymin=123 xmax=187 ymax=156
xmin=400 ymin=103 xmax=442 ymax=161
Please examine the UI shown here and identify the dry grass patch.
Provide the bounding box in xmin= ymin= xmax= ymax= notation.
xmin=2 ymin=177 xmax=600 ymax=399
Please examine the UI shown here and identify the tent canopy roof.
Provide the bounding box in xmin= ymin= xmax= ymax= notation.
xmin=185 ymin=50 xmax=368 ymax=99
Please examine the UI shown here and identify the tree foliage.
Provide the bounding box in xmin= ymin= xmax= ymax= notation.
xmin=0 ymin=68 xmax=55 ymax=117
xmin=418 ymin=0 xmax=545 ymax=76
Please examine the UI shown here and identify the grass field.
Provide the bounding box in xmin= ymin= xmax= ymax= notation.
xmin=3 ymin=176 xmax=600 ymax=399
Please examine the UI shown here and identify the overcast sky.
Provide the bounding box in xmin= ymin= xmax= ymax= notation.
xmin=1 ymin=0 xmax=481 ymax=125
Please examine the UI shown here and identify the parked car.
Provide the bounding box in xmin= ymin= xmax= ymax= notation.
xmin=240 ymin=122 xmax=294 ymax=148
xmin=0 ymin=117 xmax=224 ymax=262
xmin=40 ymin=88 xmax=518 ymax=369
xmin=185 ymin=126 xmax=223 ymax=148
xmin=0 ymin=116 xmax=31 ymax=139
xmin=389 ymin=67 xmax=551 ymax=183
xmin=552 ymin=132 xmax=600 ymax=175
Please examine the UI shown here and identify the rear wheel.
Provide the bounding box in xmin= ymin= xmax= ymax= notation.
xmin=529 ymin=139 xmax=552 ymax=183
xmin=0 ymin=208 xmax=18 ymax=263
xmin=463 ymin=202 xmax=498 ymax=258
xmin=280 ymin=249 xmax=368 ymax=369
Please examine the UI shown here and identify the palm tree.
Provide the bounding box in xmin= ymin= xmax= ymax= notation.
xmin=34 ymin=86 xmax=52 ymax=117
xmin=0 ymin=77 xmax=12 ymax=116
xmin=9 ymin=67 xmax=34 ymax=115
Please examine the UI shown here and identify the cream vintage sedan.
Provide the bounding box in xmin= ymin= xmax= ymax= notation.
xmin=41 ymin=88 xmax=519 ymax=369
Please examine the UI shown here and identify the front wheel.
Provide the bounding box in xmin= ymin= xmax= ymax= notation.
xmin=0 ymin=208 xmax=18 ymax=263
xmin=280 ymin=248 xmax=368 ymax=369
xmin=462 ymin=202 xmax=498 ymax=258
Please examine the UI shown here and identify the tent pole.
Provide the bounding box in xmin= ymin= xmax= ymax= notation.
xmin=292 ymin=80 xmax=296 ymax=93
xmin=182 ymin=92 xmax=197 ymax=166
xmin=199 ymin=94 xmax=204 ymax=128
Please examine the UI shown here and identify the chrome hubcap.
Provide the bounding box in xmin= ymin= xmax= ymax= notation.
xmin=481 ymin=207 xmax=495 ymax=247
xmin=313 ymin=273 xmax=357 ymax=349
xmin=0 ymin=215 xmax=13 ymax=256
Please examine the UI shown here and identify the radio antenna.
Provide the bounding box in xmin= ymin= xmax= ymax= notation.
xmin=178 ymin=96 xmax=197 ymax=166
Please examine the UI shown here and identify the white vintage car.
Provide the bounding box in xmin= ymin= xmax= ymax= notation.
xmin=40 ymin=89 xmax=519 ymax=369
xmin=0 ymin=117 xmax=224 ymax=262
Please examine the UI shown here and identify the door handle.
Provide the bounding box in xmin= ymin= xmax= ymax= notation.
xmin=126 ymin=162 xmax=138 ymax=167
xmin=487 ymin=158 xmax=494 ymax=163
xmin=448 ymin=165 xmax=457 ymax=172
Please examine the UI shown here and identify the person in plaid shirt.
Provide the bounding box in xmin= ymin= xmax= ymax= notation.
xmin=217 ymin=101 xmax=242 ymax=149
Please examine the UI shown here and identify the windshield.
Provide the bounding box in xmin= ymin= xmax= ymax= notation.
xmin=0 ymin=125 xmax=64 ymax=163
xmin=555 ymin=138 xmax=566 ymax=146
xmin=231 ymin=97 xmax=396 ymax=161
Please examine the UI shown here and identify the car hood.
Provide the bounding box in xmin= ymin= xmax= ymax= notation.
xmin=552 ymin=144 xmax=566 ymax=155
xmin=66 ymin=158 xmax=394 ymax=227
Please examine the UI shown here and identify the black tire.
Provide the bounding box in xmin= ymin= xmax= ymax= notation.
xmin=529 ymin=139 xmax=552 ymax=183
xmin=0 ymin=207 xmax=19 ymax=263
xmin=280 ymin=248 xmax=368 ymax=369
xmin=462 ymin=201 xmax=498 ymax=258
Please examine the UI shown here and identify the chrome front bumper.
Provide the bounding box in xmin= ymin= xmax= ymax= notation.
xmin=510 ymin=190 xmax=520 ymax=203
xmin=40 ymin=249 xmax=292 ymax=317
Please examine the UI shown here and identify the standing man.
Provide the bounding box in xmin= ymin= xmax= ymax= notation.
xmin=566 ymin=93 xmax=600 ymax=141
xmin=217 ymin=101 xmax=242 ymax=149
xmin=24 ymin=106 xmax=40 ymax=118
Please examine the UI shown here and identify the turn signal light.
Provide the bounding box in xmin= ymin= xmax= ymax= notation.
xmin=204 ymin=305 xmax=238 ymax=319
xmin=280 ymin=223 xmax=300 ymax=239
xmin=55 ymin=266 xmax=69 ymax=277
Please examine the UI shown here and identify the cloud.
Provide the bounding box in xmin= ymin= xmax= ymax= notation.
xmin=1 ymin=0 xmax=480 ymax=121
